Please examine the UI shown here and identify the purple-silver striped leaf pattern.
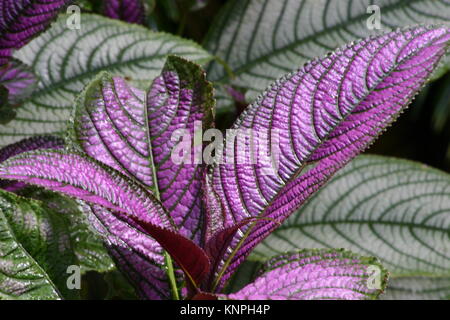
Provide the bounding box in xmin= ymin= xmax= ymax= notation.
xmin=103 ymin=0 xmax=145 ymax=24
xmin=207 ymin=25 xmax=450 ymax=291
xmin=225 ymin=249 xmax=388 ymax=300
xmin=0 ymin=0 xmax=71 ymax=64
xmin=0 ymin=135 xmax=63 ymax=191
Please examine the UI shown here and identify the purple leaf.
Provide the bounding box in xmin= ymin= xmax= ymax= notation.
xmin=73 ymin=74 xmax=155 ymax=189
xmin=0 ymin=0 xmax=72 ymax=64
xmin=225 ymin=249 xmax=388 ymax=300
xmin=147 ymin=56 xmax=214 ymax=243
xmin=0 ymin=149 xmax=212 ymax=295
xmin=0 ymin=150 xmax=171 ymax=228
xmin=103 ymin=0 xmax=145 ymax=24
xmin=73 ymin=56 xmax=214 ymax=243
xmin=208 ymin=26 xmax=450 ymax=290
xmin=0 ymin=58 xmax=37 ymax=104
xmin=0 ymin=136 xmax=63 ymax=191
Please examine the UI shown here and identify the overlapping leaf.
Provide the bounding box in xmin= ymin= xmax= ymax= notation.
xmin=252 ymin=156 xmax=450 ymax=278
xmin=0 ymin=149 xmax=212 ymax=297
xmin=224 ymin=249 xmax=388 ymax=300
xmin=0 ymin=0 xmax=71 ymax=64
xmin=0 ymin=14 xmax=212 ymax=147
xmin=81 ymin=203 xmax=174 ymax=299
xmin=0 ymin=137 xmax=114 ymax=275
xmin=205 ymin=0 xmax=450 ymax=101
xmin=0 ymin=150 xmax=170 ymax=227
xmin=69 ymin=56 xmax=214 ymax=297
xmin=0 ymin=136 xmax=64 ymax=192
xmin=146 ymin=56 xmax=214 ymax=242
xmin=0 ymin=189 xmax=79 ymax=299
xmin=19 ymin=188 xmax=115 ymax=274
xmin=206 ymin=26 xmax=450 ymax=291
xmin=72 ymin=56 xmax=214 ymax=243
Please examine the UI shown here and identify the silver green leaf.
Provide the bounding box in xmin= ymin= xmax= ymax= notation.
xmin=0 ymin=189 xmax=79 ymax=300
xmin=0 ymin=13 xmax=212 ymax=147
xmin=204 ymin=0 xmax=450 ymax=101
xmin=252 ymin=155 xmax=450 ymax=279
xmin=382 ymin=277 xmax=450 ymax=300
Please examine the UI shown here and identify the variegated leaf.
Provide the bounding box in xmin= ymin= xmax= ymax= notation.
xmin=0 ymin=14 xmax=212 ymax=147
xmin=205 ymin=0 xmax=450 ymax=101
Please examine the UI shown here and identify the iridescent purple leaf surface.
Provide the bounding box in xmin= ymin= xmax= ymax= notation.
xmin=0 ymin=150 xmax=170 ymax=227
xmin=147 ymin=56 xmax=214 ymax=243
xmin=73 ymin=56 xmax=214 ymax=243
xmin=207 ymin=26 xmax=450 ymax=290
xmin=103 ymin=0 xmax=145 ymax=24
xmin=0 ymin=0 xmax=72 ymax=64
xmin=0 ymin=136 xmax=63 ymax=192
xmin=0 ymin=149 xmax=211 ymax=295
xmin=225 ymin=249 xmax=388 ymax=300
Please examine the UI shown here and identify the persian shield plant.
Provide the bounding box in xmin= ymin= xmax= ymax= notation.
xmin=0 ymin=0 xmax=449 ymax=300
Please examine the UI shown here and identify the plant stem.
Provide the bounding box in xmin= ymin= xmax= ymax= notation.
xmin=164 ymin=250 xmax=180 ymax=300
xmin=145 ymin=92 xmax=180 ymax=300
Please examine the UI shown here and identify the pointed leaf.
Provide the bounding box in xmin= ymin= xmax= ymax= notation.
xmin=208 ymin=26 xmax=450 ymax=290
xmin=0 ymin=14 xmax=212 ymax=147
xmin=205 ymin=0 xmax=450 ymax=100
xmin=253 ymin=156 xmax=450 ymax=278
xmin=0 ymin=150 xmax=170 ymax=228
xmin=0 ymin=0 xmax=71 ymax=64
xmin=0 ymin=189 xmax=79 ymax=299
xmin=103 ymin=0 xmax=145 ymax=24
xmin=224 ymin=249 xmax=388 ymax=300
